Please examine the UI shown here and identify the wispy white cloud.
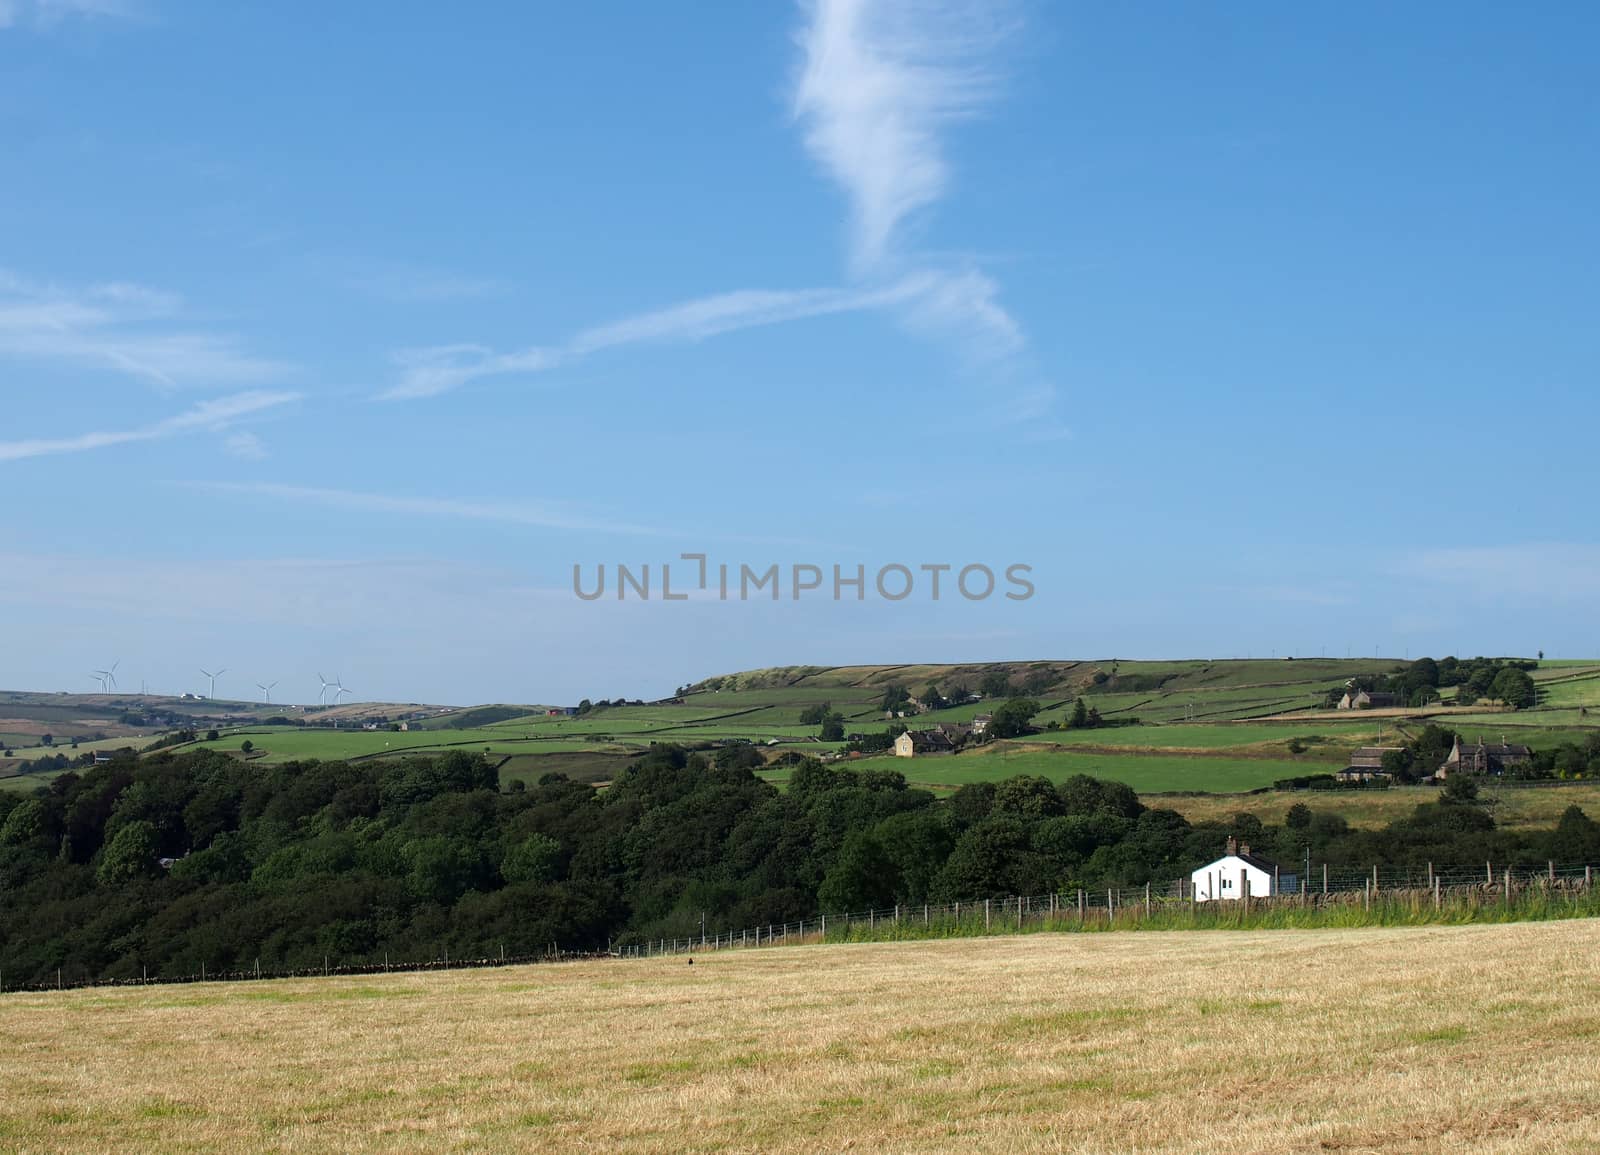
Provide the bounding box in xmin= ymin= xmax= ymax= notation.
xmin=569 ymin=283 xmax=915 ymax=354
xmin=183 ymin=481 xmax=680 ymax=538
xmin=383 ymin=343 xmax=563 ymax=402
xmin=223 ymin=431 xmax=268 ymax=460
xmin=380 ymin=272 xmax=1015 ymax=401
xmin=0 ymin=391 xmax=300 ymax=463
xmin=793 ymin=0 xmax=1009 ymax=271
xmin=1393 ymin=544 xmax=1600 ymax=602
xmin=1 ymin=0 xmax=137 ymax=29
xmin=380 ymin=1 xmax=1045 ymax=434
xmin=0 ymin=269 xmax=289 ymax=388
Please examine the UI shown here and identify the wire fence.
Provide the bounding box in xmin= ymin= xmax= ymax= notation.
xmin=616 ymin=860 xmax=1600 ymax=959
xmin=7 ymin=860 xmax=1598 ymax=993
xmin=0 ymin=945 xmax=600 ymax=997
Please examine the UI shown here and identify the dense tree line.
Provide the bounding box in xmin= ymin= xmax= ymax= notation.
xmin=1327 ymin=656 xmax=1539 ymax=709
xmin=3 ymin=746 xmax=1599 ymax=986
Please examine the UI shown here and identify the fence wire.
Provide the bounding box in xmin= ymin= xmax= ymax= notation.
xmin=618 ymin=860 xmax=1600 ymax=958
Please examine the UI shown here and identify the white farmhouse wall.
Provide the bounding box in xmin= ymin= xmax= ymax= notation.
xmin=1189 ymin=855 xmax=1274 ymax=901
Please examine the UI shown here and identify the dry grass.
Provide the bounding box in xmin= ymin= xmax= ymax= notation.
xmin=4 ymin=924 xmax=1600 ymax=1153
xmin=1158 ymin=783 xmax=1600 ymax=831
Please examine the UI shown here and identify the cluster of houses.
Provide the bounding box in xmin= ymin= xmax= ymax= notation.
xmin=1334 ymin=737 xmax=1534 ymax=784
xmin=893 ymin=714 xmax=992 ymax=757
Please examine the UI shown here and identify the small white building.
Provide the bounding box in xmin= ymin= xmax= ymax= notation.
xmin=1190 ymin=837 xmax=1292 ymax=901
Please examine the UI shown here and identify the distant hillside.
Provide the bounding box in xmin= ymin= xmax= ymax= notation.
xmin=685 ymin=657 xmax=1413 ymax=700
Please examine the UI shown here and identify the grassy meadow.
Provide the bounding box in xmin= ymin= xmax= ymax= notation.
xmin=3 ymin=923 xmax=1599 ymax=1152
xmin=7 ymin=656 xmax=1600 ymax=803
xmin=848 ymin=749 xmax=1325 ymax=794
xmin=1158 ymin=781 xmax=1600 ymax=832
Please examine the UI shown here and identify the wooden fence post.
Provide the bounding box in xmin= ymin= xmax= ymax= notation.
xmin=984 ymin=899 xmax=991 ymax=931
xmin=1145 ymin=882 xmax=1151 ymax=918
xmin=1434 ymin=876 xmax=1441 ymax=910
xmin=1322 ymin=863 xmax=1328 ymax=896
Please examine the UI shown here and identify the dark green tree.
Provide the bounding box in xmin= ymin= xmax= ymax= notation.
xmin=986 ymin=698 xmax=1041 ymax=739
xmin=502 ymin=833 xmax=562 ymax=884
xmin=96 ymin=819 xmax=158 ymax=885
xmin=1489 ymin=667 xmax=1536 ymax=709
xmin=818 ymin=831 xmax=898 ymax=912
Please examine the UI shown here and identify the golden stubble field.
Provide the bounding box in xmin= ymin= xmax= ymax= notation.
xmin=4 ymin=923 xmax=1600 ymax=1153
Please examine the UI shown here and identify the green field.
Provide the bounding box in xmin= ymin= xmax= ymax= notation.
xmin=848 ymin=749 xmax=1323 ymax=794
xmin=181 ymin=729 xmax=636 ymax=763
xmin=6 ymin=656 xmax=1598 ymax=798
xmin=1159 ymin=781 xmax=1600 ymax=832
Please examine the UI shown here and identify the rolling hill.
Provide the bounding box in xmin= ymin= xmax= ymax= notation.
xmin=4 ymin=657 xmax=1598 ymax=806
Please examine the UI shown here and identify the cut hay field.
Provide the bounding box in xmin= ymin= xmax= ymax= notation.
xmin=3 ymin=923 xmax=1599 ymax=1153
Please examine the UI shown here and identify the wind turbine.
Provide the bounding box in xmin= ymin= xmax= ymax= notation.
xmin=317 ymin=673 xmax=336 ymax=706
xmin=89 ymin=670 xmax=110 ymax=693
xmin=334 ymin=676 xmax=353 ymax=705
xmin=257 ymin=680 xmax=278 ymax=704
xmin=199 ymin=667 xmax=226 ymax=700
xmin=103 ymin=659 xmax=120 ymax=691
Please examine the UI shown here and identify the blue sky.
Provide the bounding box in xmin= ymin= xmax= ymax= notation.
xmin=2 ymin=1 xmax=1597 ymax=705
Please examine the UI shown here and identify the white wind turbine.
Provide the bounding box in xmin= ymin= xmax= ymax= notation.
xmin=89 ymin=670 xmax=110 ymax=693
xmin=334 ymin=676 xmax=353 ymax=705
xmin=257 ymin=680 xmax=278 ymax=704
xmin=199 ymin=667 xmax=226 ymax=700
xmin=103 ymin=659 xmax=120 ymax=691
xmin=317 ymin=673 xmax=336 ymax=706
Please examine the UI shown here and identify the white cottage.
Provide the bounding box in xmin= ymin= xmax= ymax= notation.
xmin=1190 ymin=837 xmax=1291 ymax=901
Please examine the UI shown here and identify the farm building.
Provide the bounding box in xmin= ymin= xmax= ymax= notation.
xmin=1336 ymin=746 xmax=1403 ymax=782
xmin=971 ymin=713 xmax=993 ymax=736
xmin=1337 ymin=690 xmax=1400 ymax=711
xmin=893 ymin=729 xmax=956 ymax=757
xmin=1335 ymin=766 xmax=1392 ymax=783
xmin=1190 ymin=838 xmax=1296 ymax=901
xmin=1436 ymin=736 xmax=1534 ymax=778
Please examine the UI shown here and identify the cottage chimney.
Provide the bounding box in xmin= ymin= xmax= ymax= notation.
xmin=1225 ymin=835 xmax=1238 ymax=857
xmin=1240 ymin=842 xmax=1251 ymax=857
